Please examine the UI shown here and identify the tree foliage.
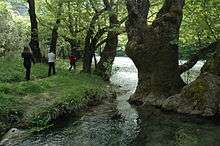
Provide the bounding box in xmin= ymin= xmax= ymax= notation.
xmin=0 ymin=0 xmax=219 ymax=59
xmin=0 ymin=0 xmax=28 ymax=54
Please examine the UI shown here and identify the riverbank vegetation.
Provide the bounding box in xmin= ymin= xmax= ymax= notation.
xmin=0 ymin=56 xmax=115 ymax=136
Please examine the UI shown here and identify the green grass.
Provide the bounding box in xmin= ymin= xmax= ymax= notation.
xmin=0 ymin=57 xmax=113 ymax=135
xmin=0 ymin=57 xmax=48 ymax=83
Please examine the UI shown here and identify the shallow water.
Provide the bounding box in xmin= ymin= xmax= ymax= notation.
xmin=17 ymin=57 xmax=220 ymax=146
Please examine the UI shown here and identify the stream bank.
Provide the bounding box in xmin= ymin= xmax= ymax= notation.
xmin=3 ymin=57 xmax=220 ymax=146
xmin=0 ymin=57 xmax=117 ymax=143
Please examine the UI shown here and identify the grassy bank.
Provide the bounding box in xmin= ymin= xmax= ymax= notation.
xmin=0 ymin=57 xmax=115 ymax=136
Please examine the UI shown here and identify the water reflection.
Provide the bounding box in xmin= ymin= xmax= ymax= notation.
xmin=132 ymin=105 xmax=220 ymax=146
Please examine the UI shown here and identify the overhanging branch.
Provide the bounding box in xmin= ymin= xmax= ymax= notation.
xmin=179 ymin=39 xmax=220 ymax=74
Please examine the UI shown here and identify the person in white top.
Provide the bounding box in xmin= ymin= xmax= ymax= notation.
xmin=48 ymin=50 xmax=56 ymax=76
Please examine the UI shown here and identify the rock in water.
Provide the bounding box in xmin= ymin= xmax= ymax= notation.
xmin=162 ymin=73 xmax=220 ymax=116
xmin=163 ymin=45 xmax=220 ymax=117
xmin=111 ymin=111 xmax=124 ymax=120
xmin=0 ymin=128 xmax=28 ymax=146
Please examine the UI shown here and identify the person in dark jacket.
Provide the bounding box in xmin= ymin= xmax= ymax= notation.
xmin=21 ymin=45 xmax=35 ymax=80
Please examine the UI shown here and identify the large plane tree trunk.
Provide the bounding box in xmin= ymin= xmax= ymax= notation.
xmin=95 ymin=0 xmax=119 ymax=81
xmin=126 ymin=0 xmax=186 ymax=104
xmin=27 ymin=0 xmax=41 ymax=61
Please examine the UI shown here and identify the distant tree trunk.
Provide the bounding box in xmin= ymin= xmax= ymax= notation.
xmin=27 ymin=0 xmax=41 ymax=61
xmin=63 ymin=37 xmax=76 ymax=48
xmin=50 ymin=3 xmax=62 ymax=53
xmin=95 ymin=0 xmax=119 ymax=81
xmin=126 ymin=0 xmax=186 ymax=104
xmin=83 ymin=9 xmax=106 ymax=73
xmin=50 ymin=19 xmax=61 ymax=53
xmin=66 ymin=2 xmax=79 ymax=52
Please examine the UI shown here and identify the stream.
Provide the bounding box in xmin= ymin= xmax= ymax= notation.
xmin=17 ymin=57 xmax=220 ymax=146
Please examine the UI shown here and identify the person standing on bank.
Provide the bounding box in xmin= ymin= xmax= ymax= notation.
xmin=69 ymin=52 xmax=77 ymax=71
xmin=21 ymin=45 xmax=35 ymax=81
xmin=48 ymin=50 xmax=56 ymax=76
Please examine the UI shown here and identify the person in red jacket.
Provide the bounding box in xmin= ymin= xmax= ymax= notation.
xmin=69 ymin=53 xmax=77 ymax=71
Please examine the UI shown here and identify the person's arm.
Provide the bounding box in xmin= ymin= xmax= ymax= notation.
xmin=74 ymin=55 xmax=77 ymax=61
xmin=54 ymin=53 xmax=57 ymax=62
xmin=48 ymin=53 xmax=50 ymax=62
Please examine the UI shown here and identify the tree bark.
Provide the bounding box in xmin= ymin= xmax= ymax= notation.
xmin=95 ymin=0 xmax=119 ymax=81
xmin=27 ymin=0 xmax=41 ymax=61
xmin=83 ymin=9 xmax=106 ymax=73
xmin=126 ymin=0 xmax=186 ymax=104
xmin=50 ymin=19 xmax=60 ymax=53
xmin=50 ymin=2 xmax=62 ymax=53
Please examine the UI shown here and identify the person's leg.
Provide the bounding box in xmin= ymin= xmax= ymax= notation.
xmin=48 ymin=62 xmax=51 ymax=76
xmin=73 ymin=62 xmax=76 ymax=70
xmin=52 ymin=62 xmax=56 ymax=75
xmin=26 ymin=67 xmax=31 ymax=80
xmin=69 ymin=63 xmax=73 ymax=71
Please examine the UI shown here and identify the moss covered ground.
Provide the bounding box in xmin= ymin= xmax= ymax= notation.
xmin=0 ymin=56 xmax=114 ymax=136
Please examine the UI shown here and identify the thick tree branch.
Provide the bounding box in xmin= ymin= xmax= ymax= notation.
xmin=179 ymin=39 xmax=220 ymax=74
xmin=83 ymin=7 xmax=106 ymax=73
xmin=96 ymin=39 xmax=107 ymax=48
xmin=91 ymin=27 xmax=108 ymax=51
xmin=152 ymin=0 xmax=185 ymax=28
xmin=126 ymin=0 xmax=150 ymax=26
xmin=85 ymin=8 xmax=106 ymax=47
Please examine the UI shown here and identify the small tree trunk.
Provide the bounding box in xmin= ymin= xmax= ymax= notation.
xmin=95 ymin=0 xmax=119 ymax=81
xmin=50 ymin=3 xmax=62 ymax=53
xmin=27 ymin=0 xmax=41 ymax=61
xmin=83 ymin=9 xmax=106 ymax=73
xmin=83 ymin=49 xmax=93 ymax=73
xmin=94 ymin=31 xmax=118 ymax=81
xmin=50 ymin=19 xmax=60 ymax=53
